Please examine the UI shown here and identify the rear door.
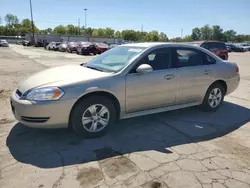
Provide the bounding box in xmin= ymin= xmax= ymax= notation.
xmin=171 ymin=47 xmax=216 ymax=104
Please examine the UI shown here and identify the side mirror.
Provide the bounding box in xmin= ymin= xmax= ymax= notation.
xmin=136 ymin=64 xmax=153 ymax=74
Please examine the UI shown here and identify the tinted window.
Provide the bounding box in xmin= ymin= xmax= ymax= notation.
xmin=200 ymin=43 xmax=207 ymax=48
xmin=130 ymin=48 xmax=171 ymax=73
xmin=204 ymin=54 xmax=216 ymax=65
xmin=174 ymin=48 xmax=204 ymax=67
xmin=206 ymin=42 xmax=226 ymax=50
xmin=145 ymin=49 xmax=171 ymax=70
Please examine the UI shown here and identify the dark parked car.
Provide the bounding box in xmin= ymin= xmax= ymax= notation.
xmin=76 ymin=42 xmax=98 ymax=55
xmin=58 ymin=42 xmax=68 ymax=52
xmin=22 ymin=40 xmax=32 ymax=46
xmin=187 ymin=41 xmax=228 ymax=60
xmin=226 ymin=44 xmax=245 ymax=52
xmin=66 ymin=42 xmax=77 ymax=53
xmin=94 ymin=43 xmax=110 ymax=54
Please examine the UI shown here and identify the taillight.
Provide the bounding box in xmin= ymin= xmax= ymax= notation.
xmin=236 ymin=65 xmax=239 ymax=73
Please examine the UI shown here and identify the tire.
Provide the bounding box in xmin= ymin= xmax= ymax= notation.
xmin=200 ymin=83 xmax=225 ymax=112
xmin=48 ymin=47 xmax=51 ymax=50
xmin=70 ymin=96 xmax=116 ymax=138
xmin=68 ymin=48 xmax=72 ymax=53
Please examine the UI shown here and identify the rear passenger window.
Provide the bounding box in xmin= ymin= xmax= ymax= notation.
xmin=200 ymin=43 xmax=207 ymax=49
xmin=203 ymin=54 xmax=216 ymax=65
xmin=175 ymin=48 xmax=204 ymax=67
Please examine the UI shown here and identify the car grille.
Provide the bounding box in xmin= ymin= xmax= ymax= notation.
xmin=16 ymin=89 xmax=22 ymax=97
xmin=21 ymin=116 xmax=50 ymax=123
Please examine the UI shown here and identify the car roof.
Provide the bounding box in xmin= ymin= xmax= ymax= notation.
xmin=185 ymin=41 xmax=225 ymax=44
xmin=120 ymin=42 xmax=209 ymax=49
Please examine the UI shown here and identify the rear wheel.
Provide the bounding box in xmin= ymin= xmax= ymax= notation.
xmin=201 ymin=83 xmax=225 ymax=112
xmin=70 ymin=96 xmax=116 ymax=138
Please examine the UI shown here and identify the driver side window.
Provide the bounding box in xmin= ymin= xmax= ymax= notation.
xmin=130 ymin=48 xmax=171 ymax=73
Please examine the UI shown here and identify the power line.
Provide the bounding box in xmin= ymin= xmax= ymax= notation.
xmin=35 ymin=20 xmax=78 ymax=24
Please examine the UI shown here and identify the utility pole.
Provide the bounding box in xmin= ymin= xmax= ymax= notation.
xmin=141 ymin=24 xmax=143 ymax=32
xmin=84 ymin=9 xmax=87 ymax=29
xmin=78 ymin=18 xmax=80 ymax=35
xmin=29 ymin=0 xmax=35 ymax=45
xmin=181 ymin=28 xmax=183 ymax=39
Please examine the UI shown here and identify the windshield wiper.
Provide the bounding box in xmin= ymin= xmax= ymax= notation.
xmin=84 ymin=65 xmax=103 ymax=72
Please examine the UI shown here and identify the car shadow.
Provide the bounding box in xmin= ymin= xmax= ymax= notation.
xmin=6 ymin=101 xmax=250 ymax=168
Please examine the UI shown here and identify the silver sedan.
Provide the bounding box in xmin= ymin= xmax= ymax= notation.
xmin=0 ymin=40 xmax=9 ymax=47
xmin=11 ymin=43 xmax=240 ymax=137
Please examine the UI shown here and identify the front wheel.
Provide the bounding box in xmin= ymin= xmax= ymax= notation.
xmin=201 ymin=83 xmax=225 ymax=112
xmin=70 ymin=96 xmax=116 ymax=138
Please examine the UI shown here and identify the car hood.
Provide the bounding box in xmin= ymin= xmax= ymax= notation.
xmin=18 ymin=65 xmax=111 ymax=93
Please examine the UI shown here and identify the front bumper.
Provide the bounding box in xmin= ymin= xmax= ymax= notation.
xmin=10 ymin=90 xmax=75 ymax=129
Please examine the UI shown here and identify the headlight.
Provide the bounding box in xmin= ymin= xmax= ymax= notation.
xmin=24 ymin=87 xmax=64 ymax=101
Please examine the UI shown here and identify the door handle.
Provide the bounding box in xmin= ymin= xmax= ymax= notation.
xmin=204 ymin=70 xmax=212 ymax=75
xmin=165 ymin=75 xmax=175 ymax=80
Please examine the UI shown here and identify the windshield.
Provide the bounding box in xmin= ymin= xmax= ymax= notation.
xmin=207 ymin=42 xmax=226 ymax=50
xmin=96 ymin=43 xmax=109 ymax=47
xmin=81 ymin=42 xmax=92 ymax=45
xmin=0 ymin=40 xmax=7 ymax=43
xmin=190 ymin=43 xmax=200 ymax=46
xmin=85 ymin=46 xmax=146 ymax=72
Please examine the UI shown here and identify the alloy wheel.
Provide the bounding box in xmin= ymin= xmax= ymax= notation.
xmin=208 ymin=88 xmax=222 ymax=108
xmin=81 ymin=104 xmax=110 ymax=132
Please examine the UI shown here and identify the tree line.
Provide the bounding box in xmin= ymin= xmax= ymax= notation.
xmin=0 ymin=14 xmax=249 ymax=42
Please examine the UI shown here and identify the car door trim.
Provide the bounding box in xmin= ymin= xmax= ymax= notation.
xmin=122 ymin=101 xmax=200 ymax=119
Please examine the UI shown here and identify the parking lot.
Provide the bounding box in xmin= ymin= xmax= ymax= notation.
xmin=0 ymin=45 xmax=250 ymax=188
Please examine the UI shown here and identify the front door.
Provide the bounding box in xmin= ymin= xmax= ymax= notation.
xmin=125 ymin=48 xmax=178 ymax=113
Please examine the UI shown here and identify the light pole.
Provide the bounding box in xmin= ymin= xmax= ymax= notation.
xmin=84 ymin=9 xmax=87 ymax=29
xmin=29 ymin=0 xmax=35 ymax=45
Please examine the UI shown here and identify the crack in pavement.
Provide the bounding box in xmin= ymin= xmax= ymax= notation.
xmin=52 ymin=151 xmax=65 ymax=188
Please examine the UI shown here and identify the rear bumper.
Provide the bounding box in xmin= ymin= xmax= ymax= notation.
xmin=226 ymin=74 xmax=240 ymax=95
xmin=78 ymin=48 xmax=94 ymax=53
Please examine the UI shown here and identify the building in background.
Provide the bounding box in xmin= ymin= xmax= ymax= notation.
xmin=0 ymin=36 xmax=25 ymax=44
xmin=25 ymin=33 xmax=124 ymax=45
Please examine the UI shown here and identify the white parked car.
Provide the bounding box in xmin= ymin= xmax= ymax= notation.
xmin=46 ymin=42 xmax=61 ymax=51
xmin=240 ymin=43 xmax=250 ymax=51
xmin=0 ymin=40 xmax=9 ymax=47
